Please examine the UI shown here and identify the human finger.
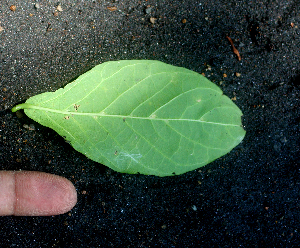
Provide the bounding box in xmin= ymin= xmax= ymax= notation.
xmin=0 ymin=171 xmax=77 ymax=216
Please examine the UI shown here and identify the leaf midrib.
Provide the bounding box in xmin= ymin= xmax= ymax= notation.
xmin=25 ymin=104 xmax=240 ymax=127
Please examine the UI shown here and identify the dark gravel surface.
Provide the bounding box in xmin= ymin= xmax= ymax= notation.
xmin=0 ymin=1 xmax=299 ymax=247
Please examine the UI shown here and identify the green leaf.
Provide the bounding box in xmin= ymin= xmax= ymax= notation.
xmin=12 ymin=60 xmax=245 ymax=176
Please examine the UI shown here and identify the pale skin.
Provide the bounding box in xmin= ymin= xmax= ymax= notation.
xmin=0 ymin=171 xmax=77 ymax=216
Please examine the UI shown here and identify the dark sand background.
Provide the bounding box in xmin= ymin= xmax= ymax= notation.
xmin=1 ymin=1 xmax=299 ymax=247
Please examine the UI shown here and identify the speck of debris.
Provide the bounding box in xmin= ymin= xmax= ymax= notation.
xmin=10 ymin=5 xmax=16 ymax=12
xmin=56 ymin=4 xmax=63 ymax=12
xmin=107 ymin=6 xmax=117 ymax=11
xmin=73 ymin=104 xmax=80 ymax=111
xmin=34 ymin=3 xmax=40 ymax=9
xmin=231 ymin=92 xmax=237 ymax=101
xmin=150 ymin=17 xmax=157 ymax=24
xmin=161 ymin=224 xmax=167 ymax=229
xmin=46 ymin=23 xmax=52 ymax=32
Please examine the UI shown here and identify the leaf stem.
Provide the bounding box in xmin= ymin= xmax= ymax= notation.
xmin=12 ymin=103 xmax=33 ymax=112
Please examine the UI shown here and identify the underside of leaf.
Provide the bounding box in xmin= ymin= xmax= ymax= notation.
xmin=12 ymin=60 xmax=246 ymax=176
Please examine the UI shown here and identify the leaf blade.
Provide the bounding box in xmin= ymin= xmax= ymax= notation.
xmin=14 ymin=60 xmax=246 ymax=176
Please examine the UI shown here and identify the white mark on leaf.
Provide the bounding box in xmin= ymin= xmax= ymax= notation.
xmin=116 ymin=151 xmax=142 ymax=163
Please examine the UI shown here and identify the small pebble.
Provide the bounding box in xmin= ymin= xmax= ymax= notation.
xmin=23 ymin=124 xmax=36 ymax=130
xmin=145 ymin=6 xmax=152 ymax=14
xmin=29 ymin=124 xmax=36 ymax=130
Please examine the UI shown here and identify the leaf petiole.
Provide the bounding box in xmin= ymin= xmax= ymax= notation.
xmin=12 ymin=103 xmax=33 ymax=112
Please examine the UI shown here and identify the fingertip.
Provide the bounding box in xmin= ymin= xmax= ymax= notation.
xmin=0 ymin=171 xmax=77 ymax=216
xmin=0 ymin=171 xmax=16 ymax=216
xmin=15 ymin=171 xmax=77 ymax=216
